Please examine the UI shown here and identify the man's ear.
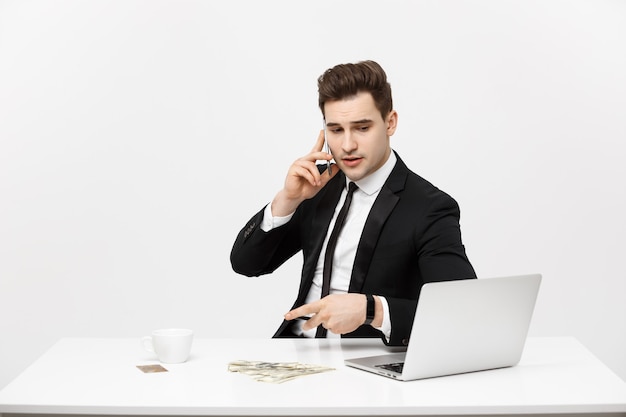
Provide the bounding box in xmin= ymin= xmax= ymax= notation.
xmin=386 ymin=110 xmax=398 ymax=136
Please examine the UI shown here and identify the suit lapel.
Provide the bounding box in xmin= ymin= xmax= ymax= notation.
xmin=296 ymin=173 xmax=345 ymax=305
xmin=349 ymin=156 xmax=408 ymax=293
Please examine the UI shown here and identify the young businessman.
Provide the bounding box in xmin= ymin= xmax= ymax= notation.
xmin=230 ymin=60 xmax=476 ymax=346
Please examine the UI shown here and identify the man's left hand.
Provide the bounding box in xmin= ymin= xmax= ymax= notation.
xmin=284 ymin=294 xmax=368 ymax=335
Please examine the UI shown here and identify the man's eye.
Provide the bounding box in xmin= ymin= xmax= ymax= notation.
xmin=330 ymin=128 xmax=343 ymax=133
xmin=358 ymin=126 xmax=369 ymax=131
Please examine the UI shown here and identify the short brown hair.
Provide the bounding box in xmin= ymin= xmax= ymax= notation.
xmin=318 ymin=60 xmax=393 ymax=120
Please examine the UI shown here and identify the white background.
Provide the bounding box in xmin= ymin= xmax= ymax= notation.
xmin=1 ymin=0 xmax=625 ymax=389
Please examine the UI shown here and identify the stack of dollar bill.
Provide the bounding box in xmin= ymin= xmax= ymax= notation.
xmin=228 ymin=360 xmax=335 ymax=383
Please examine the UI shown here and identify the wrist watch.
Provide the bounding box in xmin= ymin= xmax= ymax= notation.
xmin=364 ymin=294 xmax=375 ymax=325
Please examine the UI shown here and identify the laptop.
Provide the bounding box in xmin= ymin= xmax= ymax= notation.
xmin=344 ymin=273 xmax=542 ymax=381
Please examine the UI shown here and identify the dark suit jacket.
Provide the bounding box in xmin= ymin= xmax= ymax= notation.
xmin=230 ymin=152 xmax=476 ymax=346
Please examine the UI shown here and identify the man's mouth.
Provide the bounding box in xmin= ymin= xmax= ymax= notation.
xmin=342 ymin=156 xmax=363 ymax=167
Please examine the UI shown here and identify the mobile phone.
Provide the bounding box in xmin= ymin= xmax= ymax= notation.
xmin=323 ymin=120 xmax=332 ymax=176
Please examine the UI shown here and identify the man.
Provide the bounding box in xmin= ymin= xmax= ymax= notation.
xmin=230 ymin=60 xmax=475 ymax=346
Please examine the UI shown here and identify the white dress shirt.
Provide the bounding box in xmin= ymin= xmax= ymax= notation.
xmin=261 ymin=152 xmax=397 ymax=339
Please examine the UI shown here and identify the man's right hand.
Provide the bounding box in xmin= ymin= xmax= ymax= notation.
xmin=271 ymin=130 xmax=338 ymax=217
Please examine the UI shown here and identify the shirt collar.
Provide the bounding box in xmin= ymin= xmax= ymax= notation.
xmin=346 ymin=150 xmax=397 ymax=196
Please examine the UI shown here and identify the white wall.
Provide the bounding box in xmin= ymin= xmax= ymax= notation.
xmin=1 ymin=0 xmax=624 ymax=389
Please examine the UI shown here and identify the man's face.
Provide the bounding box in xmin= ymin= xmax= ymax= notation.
xmin=324 ymin=91 xmax=397 ymax=182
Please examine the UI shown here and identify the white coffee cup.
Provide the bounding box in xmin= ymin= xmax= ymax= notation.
xmin=141 ymin=328 xmax=194 ymax=364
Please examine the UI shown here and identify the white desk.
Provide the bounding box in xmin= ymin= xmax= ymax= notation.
xmin=0 ymin=337 xmax=625 ymax=416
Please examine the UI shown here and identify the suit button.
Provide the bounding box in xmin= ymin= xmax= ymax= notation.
xmin=402 ymin=339 xmax=409 ymax=346
xmin=244 ymin=222 xmax=256 ymax=238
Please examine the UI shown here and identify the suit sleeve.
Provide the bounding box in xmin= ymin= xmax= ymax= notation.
xmin=230 ymin=206 xmax=302 ymax=277
xmin=385 ymin=192 xmax=476 ymax=346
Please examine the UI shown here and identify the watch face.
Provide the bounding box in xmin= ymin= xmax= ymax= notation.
xmin=366 ymin=294 xmax=375 ymax=325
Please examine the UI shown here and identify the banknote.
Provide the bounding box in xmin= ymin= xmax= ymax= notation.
xmin=228 ymin=360 xmax=335 ymax=383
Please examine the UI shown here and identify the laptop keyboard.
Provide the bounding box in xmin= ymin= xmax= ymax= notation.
xmin=376 ymin=362 xmax=404 ymax=373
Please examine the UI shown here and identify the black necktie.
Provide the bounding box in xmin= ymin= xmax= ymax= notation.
xmin=316 ymin=182 xmax=358 ymax=338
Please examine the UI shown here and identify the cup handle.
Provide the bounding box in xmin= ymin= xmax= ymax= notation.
xmin=141 ymin=336 xmax=154 ymax=353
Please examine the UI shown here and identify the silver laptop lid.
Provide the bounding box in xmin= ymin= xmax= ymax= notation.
xmin=344 ymin=274 xmax=542 ymax=380
xmin=400 ymin=274 xmax=542 ymax=380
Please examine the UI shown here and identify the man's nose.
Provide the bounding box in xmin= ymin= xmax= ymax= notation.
xmin=341 ymin=132 xmax=357 ymax=153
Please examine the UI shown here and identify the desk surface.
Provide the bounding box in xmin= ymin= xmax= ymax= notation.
xmin=0 ymin=337 xmax=625 ymax=416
